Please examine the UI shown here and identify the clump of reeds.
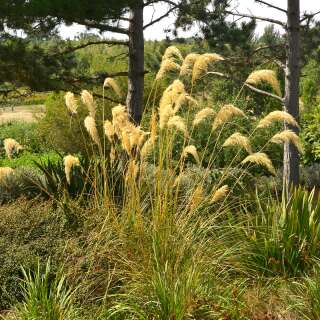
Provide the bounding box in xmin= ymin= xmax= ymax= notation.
xmin=246 ymin=69 xmax=281 ymax=96
xmin=3 ymin=138 xmax=23 ymax=159
xmin=64 ymin=155 xmax=80 ymax=184
xmin=156 ymin=46 xmax=183 ymax=80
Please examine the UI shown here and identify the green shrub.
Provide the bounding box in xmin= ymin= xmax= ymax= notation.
xmin=243 ymin=188 xmax=320 ymax=276
xmin=14 ymin=259 xmax=77 ymax=320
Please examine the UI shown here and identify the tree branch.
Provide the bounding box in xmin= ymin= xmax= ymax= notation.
xmin=53 ymin=40 xmax=129 ymax=56
xmin=143 ymin=4 xmax=178 ymax=29
xmin=254 ymin=0 xmax=287 ymax=14
xmin=74 ymin=19 xmax=129 ymax=35
xmin=300 ymin=10 xmax=320 ymax=23
xmin=225 ymin=10 xmax=286 ymax=28
xmin=245 ymin=83 xmax=284 ymax=103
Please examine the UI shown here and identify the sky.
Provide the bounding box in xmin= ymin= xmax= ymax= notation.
xmin=59 ymin=0 xmax=320 ymax=40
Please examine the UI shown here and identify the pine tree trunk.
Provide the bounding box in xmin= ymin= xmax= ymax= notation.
xmin=126 ymin=2 xmax=144 ymax=125
xmin=283 ymin=0 xmax=300 ymax=196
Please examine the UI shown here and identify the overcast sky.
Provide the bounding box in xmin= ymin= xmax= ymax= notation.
xmin=59 ymin=0 xmax=320 ymax=40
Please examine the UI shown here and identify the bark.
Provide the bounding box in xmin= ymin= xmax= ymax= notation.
xmin=126 ymin=2 xmax=145 ymax=125
xmin=283 ymin=0 xmax=300 ymax=196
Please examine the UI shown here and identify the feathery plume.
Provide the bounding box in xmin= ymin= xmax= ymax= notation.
xmin=0 ymin=167 xmax=14 ymax=181
xmin=126 ymin=159 xmax=139 ymax=182
xmin=246 ymin=69 xmax=281 ymax=96
xmin=112 ymin=105 xmax=129 ymax=135
xmin=270 ymin=130 xmax=304 ymax=154
xmin=84 ymin=116 xmax=101 ymax=146
xmin=156 ymin=59 xmax=181 ymax=80
xmin=103 ymin=77 xmax=122 ymax=97
xmin=211 ymin=185 xmax=229 ymax=203
xmin=140 ymin=137 xmax=155 ymax=160
xmin=257 ymin=111 xmax=299 ymax=128
xmin=223 ymin=132 xmax=252 ymax=154
xmin=242 ymin=152 xmax=276 ymax=175
xmin=212 ymin=104 xmax=245 ymax=130
xmin=180 ymin=53 xmax=200 ymax=76
xmin=189 ymin=186 xmax=204 ymax=209
xmin=64 ymin=155 xmax=80 ymax=185
xmin=3 ymin=138 xmax=23 ymax=159
xmin=159 ymin=104 xmax=175 ymax=129
xmin=193 ymin=108 xmax=215 ymax=126
xmin=162 ymin=46 xmax=183 ymax=61
xmin=192 ymin=53 xmax=224 ymax=82
xmin=182 ymin=145 xmax=200 ymax=164
xmin=81 ymin=90 xmax=96 ymax=118
xmin=65 ymin=92 xmax=78 ymax=115
xmin=167 ymin=116 xmax=188 ymax=136
xmin=104 ymin=120 xmax=115 ymax=142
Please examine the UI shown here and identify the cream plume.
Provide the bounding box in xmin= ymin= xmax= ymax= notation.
xmin=212 ymin=104 xmax=245 ymax=130
xmin=242 ymin=152 xmax=276 ymax=175
xmin=64 ymin=155 xmax=80 ymax=184
xmin=65 ymin=92 xmax=78 ymax=115
xmin=223 ymin=132 xmax=252 ymax=154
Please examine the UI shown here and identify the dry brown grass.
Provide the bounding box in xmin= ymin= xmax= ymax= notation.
xmin=0 ymin=105 xmax=45 ymax=124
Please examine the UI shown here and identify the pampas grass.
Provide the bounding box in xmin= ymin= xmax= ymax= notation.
xmin=270 ymin=130 xmax=303 ymax=154
xmin=246 ymin=69 xmax=281 ymax=96
xmin=167 ymin=116 xmax=188 ymax=136
xmin=65 ymin=92 xmax=78 ymax=115
xmin=159 ymin=104 xmax=175 ymax=130
xmin=140 ymin=138 xmax=155 ymax=161
xmin=64 ymin=155 xmax=80 ymax=184
xmin=212 ymin=104 xmax=245 ymax=130
xmin=4 ymin=138 xmax=23 ymax=159
xmin=241 ymin=152 xmax=276 ymax=175
xmin=156 ymin=60 xmax=181 ymax=80
xmin=223 ymin=132 xmax=252 ymax=154
xmin=81 ymin=90 xmax=96 ymax=118
xmin=193 ymin=108 xmax=215 ymax=126
xmin=182 ymin=145 xmax=200 ymax=164
xmin=104 ymin=120 xmax=115 ymax=142
xmin=192 ymin=53 xmax=224 ymax=83
xmin=162 ymin=46 xmax=183 ymax=61
xmin=104 ymin=77 xmax=122 ymax=98
xmin=211 ymin=185 xmax=229 ymax=203
xmin=84 ymin=116 xmax=101 ymax=146
xmin=180 ymin=53 xmax=200 ymax=76
xmin=257 ymin=111 xmax=299 ymax=128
